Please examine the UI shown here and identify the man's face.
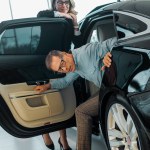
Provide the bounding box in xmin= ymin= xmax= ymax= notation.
xmin=55 ymin=0 xmax=70 ymax=14
xmin=50 ymin=53 xmax=75 ymax=73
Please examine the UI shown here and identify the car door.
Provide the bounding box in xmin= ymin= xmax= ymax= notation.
xmin=112 ymin=10 xmax=150 ymax=89
xmin=98 ymin=10 xmax=150 ymax=149
xmin=0 ymin=17 xmax=81 ymax=138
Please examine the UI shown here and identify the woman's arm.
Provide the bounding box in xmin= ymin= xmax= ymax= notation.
xmin=37 ymin=10 xmax=55 ymax=18
xmin=68 ymin=13 xmax=81 ymax=36
xmin=37 ymin=10 xmax=81 ymax=46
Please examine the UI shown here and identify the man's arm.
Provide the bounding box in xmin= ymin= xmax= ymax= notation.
xmin=34 ymin=82 xmax=50 ymax=93
xmin=34 ymin=72 xmax=79 ymax=93
xmin=50 ymin=72 xmax=79 ymax=89
xmin=99 ymin=37 xmax=117 ymax=70
xmin=98 ymin=37 xmax=117 ymax=58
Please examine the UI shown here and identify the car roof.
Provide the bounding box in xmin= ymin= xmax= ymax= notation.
xmin=87 ymin=1 xmax=150 ymax=18
xmin=0 ymin=17 xmax=67 ymax=33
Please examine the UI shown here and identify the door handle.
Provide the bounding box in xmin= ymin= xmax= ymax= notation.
xmin=27 ymin=80 xmax=49 ymax=85
xmin=36 ymin=80 xmax=48 ymax=85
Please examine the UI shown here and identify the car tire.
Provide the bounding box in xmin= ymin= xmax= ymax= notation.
xmin=104 ymin=94 xmax=150 ymax=150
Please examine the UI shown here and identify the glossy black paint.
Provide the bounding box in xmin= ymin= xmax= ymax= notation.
xmin=78 ymin=0 xmax=150 ymax=148
xmin=0 ymin=0 xmax=150 ymax=143
xmin=104 ymin=1 xmax=150 ymax=17
xmin=0 ymin=94 xmax=75 ymax=138
xmin=0 ymin=18 xmax=73 ymax=84
xmin=0 ymin=17 xmax=75 ymax=137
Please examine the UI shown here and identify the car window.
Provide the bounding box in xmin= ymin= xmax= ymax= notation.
xmin=0 ymin=18 xmax=74 ymax=84
xmin=90 ymin=29 xmax=99 ymax=43
xmin=114 ymin=12 xmax=147 ymax=39
xmin=128 ymin=69 xmax=150 ymax=92
xmin=0 ymin=20 xmax=73 ymax=55
xmin=112 ymin=47 xmax=143 ymax=89
xmin=0 ymin=26 xmax=40 ymax=54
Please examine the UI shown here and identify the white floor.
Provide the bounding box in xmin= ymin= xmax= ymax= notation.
xmin=0 ymin=126 xmax=108 ymax=150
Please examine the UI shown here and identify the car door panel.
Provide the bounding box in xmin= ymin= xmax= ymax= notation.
xmin=10 ymin=90 xmax=64 ymax=122
xmin=0 ymin=82 xmax=76 ymax=128
xmin=0 ymin=17 xmax=78 ymax=136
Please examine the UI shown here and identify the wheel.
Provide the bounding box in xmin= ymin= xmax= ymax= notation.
xmin=104 ymin=94 xmax=149 ymax=150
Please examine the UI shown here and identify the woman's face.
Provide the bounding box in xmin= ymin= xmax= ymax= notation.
xmin=55 ymin=0 xmax=70 ymax=14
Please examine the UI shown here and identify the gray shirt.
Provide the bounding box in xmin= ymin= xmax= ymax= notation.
xmin=50 ymin=37 xmax=117 ymax=89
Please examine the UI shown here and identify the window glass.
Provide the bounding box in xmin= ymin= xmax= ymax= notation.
xmin=112 ymin=47 xmax=142 ymax=89
xmin=90 ymin=30 xmax=99 ymax=43
xmin=0 ymin=19 xmax=73 ymax=55
xmin=114 ymin=13 xmax=147 ymax=39
xmin=30 ymin=26 xmax=41 ymax=53
xmin=0 ymin=26 xmax=40 ymax=54
xmin=128 ymin=69 xmax=150 ymax=92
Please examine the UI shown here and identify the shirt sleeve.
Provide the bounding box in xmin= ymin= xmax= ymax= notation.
xmin=98 ymin=37 xmax=118 ymax=58
xmin=74 ymin=30 xmax=81 ymax=36
xmin=50 ymin=72 xmax=79 ymax=89
xmin=53 ymin=11 xmax=62 ymax=17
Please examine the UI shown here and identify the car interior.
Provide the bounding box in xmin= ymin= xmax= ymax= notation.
xmin=0 ymin=18 xmax=78 ymax=130
xmin=85 ymin=16 xmax=116 ymax=96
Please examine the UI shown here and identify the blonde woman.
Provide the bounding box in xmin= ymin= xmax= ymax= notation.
xmin=37 ymin=0 xmax=81 ymax=47
xmin=37 ymin=1 xmax=80 ymax=150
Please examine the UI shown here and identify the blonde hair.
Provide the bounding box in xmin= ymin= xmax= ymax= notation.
xmin=51 ymin=0 xmax=78 ymax=15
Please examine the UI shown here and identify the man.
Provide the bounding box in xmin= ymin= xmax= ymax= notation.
xmin=34 ymin=37 xmax=117 ymax=150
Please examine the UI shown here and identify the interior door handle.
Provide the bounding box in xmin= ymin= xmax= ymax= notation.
xmin=27 ymin=80 xmax=49 ymax=85
xmin=36 ymin=80 xmax=48 ymax=85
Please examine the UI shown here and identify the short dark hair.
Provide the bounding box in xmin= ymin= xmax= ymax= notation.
xmin=45 ymin=50 xmax=63 ymax=70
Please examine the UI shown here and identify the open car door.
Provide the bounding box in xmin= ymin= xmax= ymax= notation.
xmin=0 ymin=17 xmax=78 ymax=138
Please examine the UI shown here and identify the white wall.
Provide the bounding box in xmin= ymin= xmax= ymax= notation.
xmin=0 ymin=0 xmax=12 ymax=22
xmin=75 ymin=0 xmax=116 ymax=21
xmin=0 ymin=0 xmax=117 ymax=23
xmin=0 ymin=0 xmax=49 ymax=22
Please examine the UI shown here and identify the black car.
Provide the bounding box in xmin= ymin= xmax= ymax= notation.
xmin=0 ymin=1 xmax=150 ymax=150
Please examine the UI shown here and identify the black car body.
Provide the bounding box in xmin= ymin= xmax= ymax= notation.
xmin=0 ymin=1 xmax=150 ymax=150
xmin=79 ymin=1 xmax=150 ymax=149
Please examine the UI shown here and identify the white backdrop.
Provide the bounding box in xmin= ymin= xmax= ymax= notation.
xmin=75 ymin=0 xmax=116 ymax=21
xmin=0 ymin=0 xmax=116 ymax=23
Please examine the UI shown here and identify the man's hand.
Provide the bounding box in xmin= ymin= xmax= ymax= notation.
xmin=101 ymin=52 xmax=112 ymax=71
xmin=34 ymin=83 xmax=50 ymax=93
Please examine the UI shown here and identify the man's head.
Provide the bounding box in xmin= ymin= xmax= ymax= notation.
xmin=45 ymin=50 xmax=76 ymax=73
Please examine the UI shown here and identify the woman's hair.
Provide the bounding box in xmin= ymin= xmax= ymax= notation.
xmin=51 ymin=0 xmax=78 ymax=15
xmin=45 ymin=50 xmax=63 ymax=70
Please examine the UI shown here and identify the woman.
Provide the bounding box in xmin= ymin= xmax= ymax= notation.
xmin=37 ymin=0 xmax=81 ymax=48
xmin=37 ymin=1 xmax=80 ymax=149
